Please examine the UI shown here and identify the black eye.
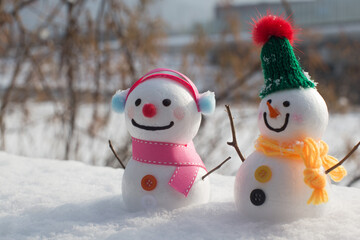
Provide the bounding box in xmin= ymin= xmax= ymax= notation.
xmin=135 ymin=98 xmax=141 ymax=106
xmin=162 ymin=99 xmax=171 ymax=107
xmin=283 ymin=101 xmax=290 ymax=107
xmin=267 ymin=99 xmax=272 ymax=104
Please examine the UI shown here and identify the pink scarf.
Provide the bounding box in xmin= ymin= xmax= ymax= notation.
xmin=132 ymin=137 xmax=207 ymax=197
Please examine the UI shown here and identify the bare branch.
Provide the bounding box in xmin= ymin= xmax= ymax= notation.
xmin=225 ymin=105 xmax=245 ymax=162
xmin=12 ymin=0 xmax=37 ymax=15
xmin=280 ymin=0 xmax=294 ymax=21
xmin=326 ymin=141 xmax=360 ymax=174
xmin=108 ymin=140 xmax=126 ymax=169
xmin=202 ymin=157 xmax=231 ymax=180
xmin=0 ymin=47 xmax=27 ymax=149
xmin=216 ymin=62 xmax=260 ymax=102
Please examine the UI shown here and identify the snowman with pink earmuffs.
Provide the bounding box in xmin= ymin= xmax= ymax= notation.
xmin=111 ymin=68 xmax=217 ymax=211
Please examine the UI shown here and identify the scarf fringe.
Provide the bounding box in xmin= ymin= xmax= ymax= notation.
xmin=307 ymin=188 xmax=328 ymax=205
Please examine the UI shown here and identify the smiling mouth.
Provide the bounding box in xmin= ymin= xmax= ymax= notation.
xmin=263 ymin=112 xmax=290 ymax=133
xmin=131 ymin=119 xmax=174 ymax=131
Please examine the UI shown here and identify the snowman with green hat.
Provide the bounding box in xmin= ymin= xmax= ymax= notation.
xmin=230 ymin=14 xmax=353 ymax=221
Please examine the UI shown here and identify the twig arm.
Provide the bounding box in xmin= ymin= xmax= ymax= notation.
xmin=326 ymin=141 xmax=360 ymax=174
xmin=202 ymin=157 xmax=231 ymax=180
xmin=108 ymin=139 xmax=126 ymax=169
xmin=225 ymin=105 xmax=245 ymax=162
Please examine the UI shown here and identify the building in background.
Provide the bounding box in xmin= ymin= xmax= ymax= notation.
xmin=215 ymin=0 xmax=360 ymax=36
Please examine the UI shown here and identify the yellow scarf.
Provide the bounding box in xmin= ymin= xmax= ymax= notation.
xmin=255 ymin=135 xmax=347 ymax=205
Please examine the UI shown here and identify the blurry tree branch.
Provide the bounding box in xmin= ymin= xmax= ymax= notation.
xmin=0 ymin=0 xmax=163 ymax=163
xmin=216 ymin=61 xmax=260 ymax=102
xmin=0 ymin=48 xmax=27 ymax=148
xmin=348 ymin=176 xmax=360 ymax=187
xmin=280 ymin=0 xmax=293 ymax=21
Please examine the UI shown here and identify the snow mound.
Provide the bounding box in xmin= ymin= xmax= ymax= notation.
xmin=1 ymin=151 xmax=360 ymax=240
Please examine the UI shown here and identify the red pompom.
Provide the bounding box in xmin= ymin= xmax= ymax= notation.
xmin=251 ymin=14 xmax=296 ymax=46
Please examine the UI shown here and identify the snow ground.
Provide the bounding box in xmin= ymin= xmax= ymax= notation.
xmin=1 ymin=151 xmax=360 ymax=240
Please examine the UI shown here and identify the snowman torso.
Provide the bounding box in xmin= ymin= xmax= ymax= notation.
xmin=234 ymin=151 xmax=330 ymax=221
xmin=123 ymin=158 xmax=209 ymax=211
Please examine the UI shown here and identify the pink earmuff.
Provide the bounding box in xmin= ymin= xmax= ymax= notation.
xmin=125 ymin=68 xmax=201 ymax=112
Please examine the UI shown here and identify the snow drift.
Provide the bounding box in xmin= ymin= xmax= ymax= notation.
xmin=1 ymin=151 xmax=360 ymax=240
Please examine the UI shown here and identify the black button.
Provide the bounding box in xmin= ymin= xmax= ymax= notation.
xmin=250 ymin=189 xmax=266 ymax=206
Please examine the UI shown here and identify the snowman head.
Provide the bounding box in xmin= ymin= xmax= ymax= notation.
xmin=111 ymin=68 xmax=216 ymax=144
xmin=251 ymin=15 xmax=329 ymax=142
xmin=258 ymin=88 xmax=328 ymax=142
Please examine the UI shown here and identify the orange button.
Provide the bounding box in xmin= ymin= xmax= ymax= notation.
xmin=141 ymin=175 xmax=157 ymax=191
xmin=254 ymin=165 xmax=272 ymax=183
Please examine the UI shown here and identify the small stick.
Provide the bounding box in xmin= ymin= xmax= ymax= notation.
xmin=202 ymin=157 xmax=231 ymax=180
xmin=326 ymin=141 xmax=360 ymax=174
xmin=108 ymin=139 xmax=126 ymax=169
xmin=225 ymin=105 xmax=245 ymax=162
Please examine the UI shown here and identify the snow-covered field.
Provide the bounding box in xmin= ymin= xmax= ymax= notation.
xmin=1 ymin=151 xmax=360 ymax=240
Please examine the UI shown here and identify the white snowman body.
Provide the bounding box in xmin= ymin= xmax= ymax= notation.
xmin=235 ymin=152 xmax=330 ymax=221
xmin=123 ymin=160 xmax=209 ymax=211
xmin=112 ymin=74 xmax=215 ymax=211
xmin=234 ymin=88 xmax=330 ymax=221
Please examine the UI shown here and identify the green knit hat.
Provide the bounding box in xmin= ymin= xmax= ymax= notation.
xmin=252 ymin=15 xmax=316 ymax=98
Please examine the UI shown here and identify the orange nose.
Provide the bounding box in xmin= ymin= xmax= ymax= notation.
xmin=266 ymin=101 xmax=280 ymax=118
